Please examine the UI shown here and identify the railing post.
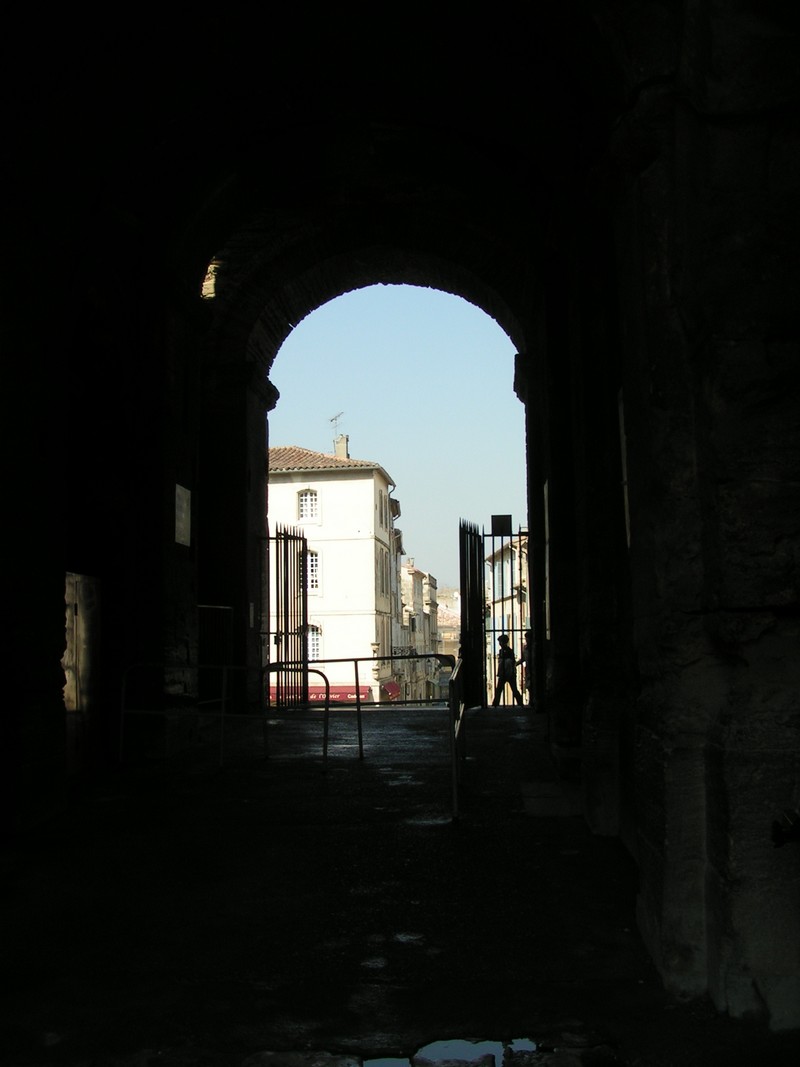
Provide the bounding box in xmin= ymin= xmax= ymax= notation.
xmin=449 ymin=684 xmax=458 ymax=820
xmin=451 ymin=670 xmax=460 ymax=820
xmin=320 ymin=670 xmax=331 ymax=769
xmin=353 ymin=659 xmax=364 ymax=758
xmin=261 ymin=666 xmax=270 ymax=760
xmin=448 ymin=658 xmax=465 ymax=820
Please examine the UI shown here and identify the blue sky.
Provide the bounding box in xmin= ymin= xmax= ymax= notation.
xmin=267 ymin=284 xmax=528 ymax=588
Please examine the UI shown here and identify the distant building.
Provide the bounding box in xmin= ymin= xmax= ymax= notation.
xmin=400 ymin=559 xmax=444 ymax=700
xmin=267 ymin=436 xmax=440 ymax=702
xmin=436 ymin=602 xmax=461 ymax=663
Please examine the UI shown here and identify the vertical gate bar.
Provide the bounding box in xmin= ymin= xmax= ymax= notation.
xmin=300 ymin=533 xmax=309 ymax=703
xmin=288 ymin=524 xmax=294 ymax=705
xmin=268 ymin=523 xmax=309 ymax=711
xmin=280 ymin=524 xmax=285 ymax=702
xmin=323 ymin=688 xmax=330 ymax=768
xmin=353 ymin=659 xmax=364 ymax=758
xmin=459 ymin=519 xmax=486 ymax=709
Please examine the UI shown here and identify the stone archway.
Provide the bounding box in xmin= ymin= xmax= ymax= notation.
xmin=193 ymin=207 xmax=542 ymax=688
xmin=6 ymin=1 xmax=799 ymax=1035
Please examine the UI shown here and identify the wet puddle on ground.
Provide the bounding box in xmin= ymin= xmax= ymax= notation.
xmin=366 ymin=1036 xmax=538 ymax=1067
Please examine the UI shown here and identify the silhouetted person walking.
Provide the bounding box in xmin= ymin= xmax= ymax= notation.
xmin=491 ymin=634 xmax=524 ymax=707
xmin=518 ymin=628 xmax=533 ymax=707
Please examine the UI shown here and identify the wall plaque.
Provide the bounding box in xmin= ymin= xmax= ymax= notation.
xmin=175 ymin=484 xmax=191 ymax=546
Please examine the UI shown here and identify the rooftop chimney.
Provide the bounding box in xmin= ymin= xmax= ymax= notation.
xmin=334 ymin=434 xmax=350 ymax=458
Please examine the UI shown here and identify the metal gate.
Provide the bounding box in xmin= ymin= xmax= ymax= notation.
xmin=484 ymin=517 xmax=529 ymax=706
xmin=459 ymin=517 xmax=530 ymax=707
xmin=267 ymin=523 xmax=309 ymax=707
xmin=458 ymin=519 xmax=487 ymax=707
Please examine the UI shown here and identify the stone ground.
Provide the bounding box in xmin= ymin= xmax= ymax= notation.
xmin=2 ymin=706 xmax=799 ymax=1067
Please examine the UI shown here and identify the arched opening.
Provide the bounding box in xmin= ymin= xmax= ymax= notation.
xmin=194 ymin=224 xmax=546 ymax=708
xmin=264 ymin=282 xmax=528 ymax=708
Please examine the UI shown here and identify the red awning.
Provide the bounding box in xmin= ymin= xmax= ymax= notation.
xmin=269 ymin=686 xmax=372 ymax=704
xmin=308 ymin=686 xmax=371 ymax=703
xmin=381 ymin=681 xmax=401 ymax=700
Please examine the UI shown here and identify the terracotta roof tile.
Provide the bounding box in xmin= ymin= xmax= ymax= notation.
xmin=269 ymin=445 xmax=389 ymax=476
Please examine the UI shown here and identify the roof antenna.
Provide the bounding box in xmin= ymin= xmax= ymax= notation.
xmin=330 ymin=411 xmax=344 ymax=449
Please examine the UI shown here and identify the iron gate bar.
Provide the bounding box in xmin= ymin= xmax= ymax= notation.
xmin=123 ymin=657 xmax=466 ymax=820
xmin=459 ymin=519 xmax=487 ymax=708
xmin=268 ymin=523 xmax=309 ymax=709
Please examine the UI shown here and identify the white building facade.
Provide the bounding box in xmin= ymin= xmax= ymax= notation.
xmin=268 ymin=436 xmax=434 ymax=703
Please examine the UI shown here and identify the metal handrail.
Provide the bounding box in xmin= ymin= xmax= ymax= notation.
xmin=265 ymin=662 xmax=342 ymax=767
xmin=270 ymin=651 xmax=456 ymax=708
xmin=448 ymin=657 xmax=467 ymax=819
xmin=268 ymin=657 xmax=373 ymax=763
xmin=120 ymin=654 xmax=464 ymax=810
xmin=270 ymin=651 xmax=461 ymax=816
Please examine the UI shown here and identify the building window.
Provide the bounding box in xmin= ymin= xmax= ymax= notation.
xmin=308 ymin=624 xmax=321 ymax=661
xmin=377 ymin=547 xmax=389 ymax=595
xmin=298 ymin=489 xmax=318 ymax=520
xmin=307 ymin=550 xmax=319 ymax=592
